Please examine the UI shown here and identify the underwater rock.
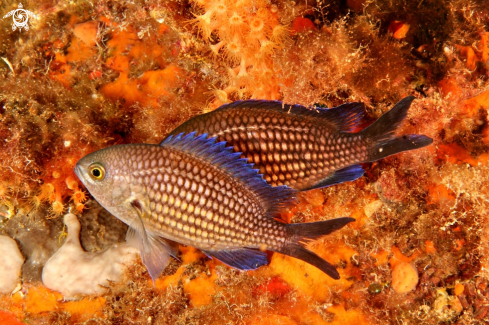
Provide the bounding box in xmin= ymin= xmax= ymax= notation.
xmin=1 ymin=210 xmax=62 ymax=282
xmin=1 ymin=202 xmax=127 ymax=282
xmin=0 ymin=235 xmax=24 ymax=293
xmin=78 ymin=200 xmax=128 ymax=252
xmin=42 ymin=213 xmax=138 ymax=298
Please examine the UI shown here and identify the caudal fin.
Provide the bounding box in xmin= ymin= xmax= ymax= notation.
xmin=278 ymin=217 xmax=355 ymax=279
xmin=359 ymin=96 xmax=433 ymax=162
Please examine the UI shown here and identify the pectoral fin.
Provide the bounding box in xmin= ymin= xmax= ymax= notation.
xmin=127 ymin=199 xmax=174 ymax=283
xmin=126 ymin=227 xmax=173 ymax=282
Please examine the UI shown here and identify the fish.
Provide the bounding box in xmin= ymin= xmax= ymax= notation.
xmin=75 ymin=133 xmax=355 ymax=281
xmin=166 ymin=96 xmax=433 ymax=191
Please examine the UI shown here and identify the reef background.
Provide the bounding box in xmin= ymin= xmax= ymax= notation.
xmin=1 ymin=0 xmax=489 ymax=324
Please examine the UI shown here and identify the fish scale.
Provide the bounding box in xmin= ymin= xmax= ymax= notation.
xmin=76 ymin=133 xmax=356 ymax=281
xmin=168 ymin=97 xmax=432 ymax=191
xmin=115 ymin=144 xmax=287 ymax=251
xmin=207 ymin=109 xmax=367 ymax=189
xmin=171 ymin=102 xmax=366 ymax=189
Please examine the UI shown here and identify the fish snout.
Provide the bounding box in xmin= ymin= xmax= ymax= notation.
xmin=74 ymin=160 xmax=88 ymax=182
xmin=74 ymin=164 xmax=81 ymax=178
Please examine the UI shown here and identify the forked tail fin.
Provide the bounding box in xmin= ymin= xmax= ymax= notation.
xmin=359 ymin=96 xmax=433 ymax=162
xmin=278 ymin=217 xmax=355 ymax=279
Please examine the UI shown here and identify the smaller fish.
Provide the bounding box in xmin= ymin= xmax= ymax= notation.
xmin=167 ymin=96 xmax=433 ymax=191
xmin=75 ymin=133 xmax=355 ymax=281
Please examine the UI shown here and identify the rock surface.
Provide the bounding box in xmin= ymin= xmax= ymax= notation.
xmin=0 ymin=235 xmax=24 ymax=293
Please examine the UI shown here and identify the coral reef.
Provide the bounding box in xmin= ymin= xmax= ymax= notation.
xmin=0 ymin=0 xmax=488 ymax=324
xmin=0 ymin=0 xmax=203 ymax=218
xmin=189 ymin=0 xmax=289 ymax=104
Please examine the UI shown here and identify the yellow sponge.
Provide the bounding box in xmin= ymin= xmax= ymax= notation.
xmin=391 ymin=262 xmax=418 ymax=293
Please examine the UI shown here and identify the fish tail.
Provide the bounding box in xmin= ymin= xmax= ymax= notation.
xmin=278 ymin=217 xmax=355 ymax=279
xmin=368 ymin=134 xmax=433 ymax=162
xmin=359 ymin=96 xmax=433 ymax=162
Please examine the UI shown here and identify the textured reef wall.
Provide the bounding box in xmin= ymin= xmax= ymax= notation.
xmin=0 ymin=0 xmax=488 ymax=324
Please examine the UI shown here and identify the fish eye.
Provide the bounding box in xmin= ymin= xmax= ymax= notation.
xmin=88 ymin=163 xmax=105 ymax=181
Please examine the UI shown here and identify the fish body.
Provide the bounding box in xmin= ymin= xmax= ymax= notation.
xmin=75 ymin=133 xmax=354 ymax=281
xmin=168 ymin=97 xmax=433 ymax=191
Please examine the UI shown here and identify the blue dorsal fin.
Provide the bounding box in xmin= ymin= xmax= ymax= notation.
xmin=160 ymin=132 xmax=297 ymax=214
xmin=213 ymin=100 xmax=366 ymax=133
xmin=302 ymin=165 xmax=365 ymax=191
xmin=202 ymin=248 xmax=268 ymax=270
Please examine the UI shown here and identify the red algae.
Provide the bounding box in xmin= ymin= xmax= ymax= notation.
xmin=290 ymin=17 xmax=317 ymax=35
xmin=253 ymin=277 xmax=291 ymax=297
xmin=388 ymin=21 xmax=410 ymax=39
xmin=0 ymin=311 xmax=25 ymax=325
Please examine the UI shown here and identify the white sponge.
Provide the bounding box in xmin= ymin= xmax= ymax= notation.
xmin=0 ymin=235 xmax=24 ymax=293
xmin=42 ymin=213 xmax=138 ymax=298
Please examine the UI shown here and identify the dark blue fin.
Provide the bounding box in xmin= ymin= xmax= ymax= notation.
xmin=214 ymin=99 xmax=366 ymax=133
xmin=161 ymin=132 xmax=297 ymax=214
xmin=202 ymin=248 xmax=268 ymax=270
xmin=302 ymin=165 xmax=365 ymax=191
xmin=278 ymin=217 xmax=356 ymax=280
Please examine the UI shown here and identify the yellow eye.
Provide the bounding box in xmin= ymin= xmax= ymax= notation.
xmin=88 ymin=163 xmax=105 ymax=181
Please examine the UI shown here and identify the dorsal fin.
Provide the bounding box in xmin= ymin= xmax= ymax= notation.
xmin=213 ymin=99 xmax=366 ymax=133
xmin=160 ymin=132 xmax=297 ymax=215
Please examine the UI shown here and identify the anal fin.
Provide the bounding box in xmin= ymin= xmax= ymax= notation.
xmin=304 ymin=165 xmax=365 ymax=191
xmin=203 ymin=248 xmax=268 ymax=270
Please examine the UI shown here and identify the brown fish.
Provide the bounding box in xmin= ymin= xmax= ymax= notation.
xmin=75 ymin=133 xmax=354 ymax=281
xmin=167 ymin=96 xmax=433 ymax=191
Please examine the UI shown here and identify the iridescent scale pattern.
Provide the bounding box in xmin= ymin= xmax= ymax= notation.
xmin=112 ymin=145 xmax=288 ymax=251
xmin=170 ymin=102 xmax=370 ymax=190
